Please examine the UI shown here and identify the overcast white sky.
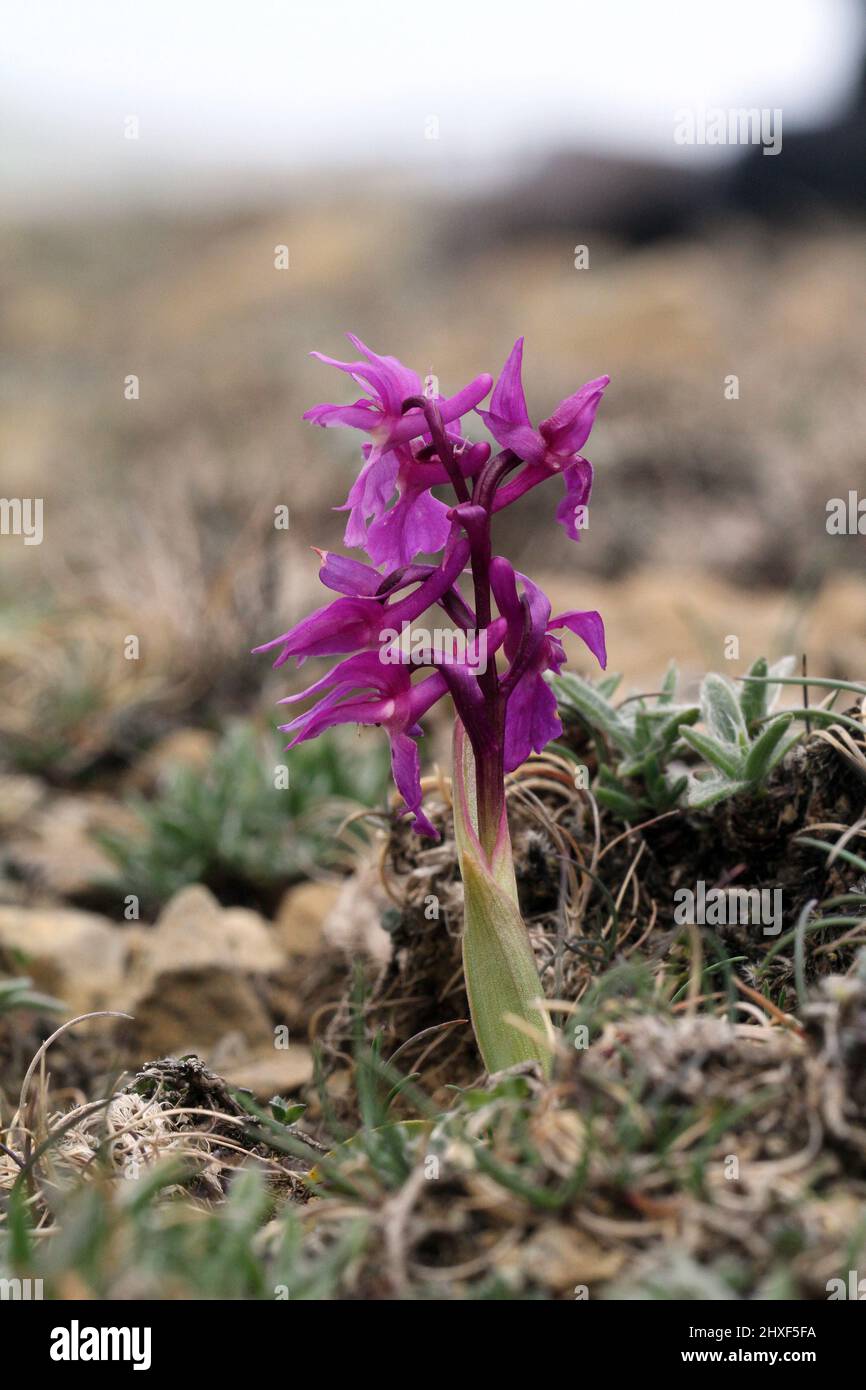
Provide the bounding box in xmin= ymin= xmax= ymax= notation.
xmin=2 ymin=0 xmax=864 ymax=209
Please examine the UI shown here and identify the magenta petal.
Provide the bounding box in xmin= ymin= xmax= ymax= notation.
xmin=345 ymin=334 xmax=421 ymax=414
xmin=438 ymin=372 xmax=493 ymax=422
xmin=303 ymin=399 xmax=379 ymax=431
xmin=515 ymin=570 xmax=552 ymax=639
xmin=283 ymin=694 xmax=391 ymax=746
xmin=545 ymin=632 xmax=568 ymax=676
xmin=388 ymin=533 xmax=471 ymax=626
xmin=489 ymin=339 xmax=531 ymax=427
xmin=490 ymin=461 xmax=549 ymax=513
xmin=385 ymin=407 xmax=437 ymax=447
xmin=339 ymin=450 xmax=400 ymax=547
xmin=476 ymin=411 xmax=546 ymax=465
xmin=503 ymin=673 xmax=562 ymax=772
xmin=365 ymin=487 xmax=451 ymax=568
xmin=490 ymin=556 xmax=522 ymax=630
xmin=277 ymin=650 xmax=396 ymax=708
xmin=251 ymin=595 xmax=381 ymax=667
xmin=539 ymin=375 xmax=609 ymax=456
xmin=407 ymin=669 xmax=449 ymax=722
xmin=454 ymin=439 xmax=491 ymax=478
xmin=387 ymin=375 xmax=494 ymax=449
xmin=491 ymin=561 xmax=552 ymax=666
xmin=311 ymin=340 xmax=420 ymax=416
xmin=555 ymin=458 xmax=594 ymax=541
xmin=549 ymin=609 xmax=607 ymax=669
xmin=316 ymin=551 xmax=384 ymax=597
xmin=390 ymin=731 xmax=438 ymax=838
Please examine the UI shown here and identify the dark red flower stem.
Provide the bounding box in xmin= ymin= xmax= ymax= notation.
xmin=469 ymin=521 xmax=505 ymax=857
xmin=399 ymin=417 xmax=521 ymax=855
xmin=449 ymin=475 xmax=518 ymax=857
xmin=473 ymin=449 xmax=522 ymax=511
xmin=470 ymin=451 xmax=524 ymax=850
xmin=402 ymin=396 xmax=471 ymax=504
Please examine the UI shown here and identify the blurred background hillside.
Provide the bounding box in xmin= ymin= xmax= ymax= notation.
xmin=1 ymin=0 xmax=865 ymax=914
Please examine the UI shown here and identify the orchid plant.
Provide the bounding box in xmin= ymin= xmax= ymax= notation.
xmin=255 ymin=335 xmax=609 ymax=1075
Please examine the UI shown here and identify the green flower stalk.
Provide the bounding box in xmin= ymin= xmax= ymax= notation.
xmin=452 ymin=720 xmax=554 ymax=1072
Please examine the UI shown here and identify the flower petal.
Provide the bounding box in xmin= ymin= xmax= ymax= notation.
xmin=503 ymin=672 xmax=562 ymax=772
xmin=251 ymin=595 xmax=381 ymax=667
xmin=554 ymin=458 xmax=594 ymax=541
xmin=490 ymin=339 xmax=531 ymax=427
xmin=476 ymin=411 xmax=546 ymax=465
xmin=277 ymin=650 xmax=399 ymax=707
xmin=365 ymin=486 xmax=451 ymax=568
xmin=282 ymin=694 xmax=391 ymax=746
xmin=345 ymin=334 xmax=421 ymax=414
xmin=315 ymin=550 xmax=384 ymax=597
xmin=390 ymin=731 xmax=438 ymax=837
xmin=387 ymin=373 xmax=494 ymax=447
xmin=539 ymin=375 xmax=609 ymax=456
xmin=338 ymin=449 xmax=400 ymax=548
xmin=549 ymin=609 xmax=607 ymax=669
xmin=303 ymin=399 xmax=380 ymax=431
xmin=439 ymin=372 xmax=493 ymax=421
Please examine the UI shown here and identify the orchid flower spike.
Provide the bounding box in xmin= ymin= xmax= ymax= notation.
xmin=256 ymin=334 xmax=610 ymax=1077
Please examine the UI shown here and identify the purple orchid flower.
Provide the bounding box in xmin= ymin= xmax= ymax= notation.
xmin=345 ymin=443 xmax=449 ymax=567
xmin=253 ymin=528 xmax=470 ymax=668
xmin=477 ymin=337 xmax=608 ymax=541
xmin=304 ymin=335 xmax=492 ymax=455
xmin=278 ymin=652 xmax=449 ymax=837
xmin=360 ymin=440 xmax=492 ymax=568
xmin=490 ymin=557 xmax=606 ymax=771
xmin=305 ymin=335 xmax=492 ymax=567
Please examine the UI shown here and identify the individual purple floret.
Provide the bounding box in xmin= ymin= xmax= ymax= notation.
xmin=252 ymin=527 xmax=471 ymax=667
xmin=304 ymin=334 xmax=492 ymax=564
xmin=277 ymin=652 xmax=448 ymax=837
xmin=478 ymin=337 xmax=608 ymax=541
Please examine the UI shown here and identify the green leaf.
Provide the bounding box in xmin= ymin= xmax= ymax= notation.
xmin=269 ymin=1097 xmax=306 ymax=1126
xmin=743 ymin=713 xmax=795 ymax=783
xmin=764 ymin=655 xmax=797 ymax=714
xmin=453 ymin=723 xmax=553 ymax=1076
xmin=680 ymin=726 xmax=745 ymax=780
xmin=700 ymin=673 xmax=748 ymax=746
xmin=658 ymin=661 xmax=679 ymax=705
xmin=795 ymin=836 xmax=866 ymax=876
xmin=739 ymin=657 xmax=768 ymax=726
xmin=0 ymin=976 xmax=64 ymax=1016
xmin=595 ymin=784 xmax=645 ymax=820
xmin=548 ymin=673 xmax=634 ymax=755
xmin=663 ymin=772 xmax=689 ymax=806
xmin=655 ymin=705 xmax=700 ymax=751
xmin=596 ymin=672 xmax=623 ymax=699
xmin=685 ymin=775 xmax=751 ymax=810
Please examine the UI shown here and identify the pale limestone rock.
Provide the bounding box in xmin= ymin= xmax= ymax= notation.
xmin=275 ymin=880 xmax=341 ymax=957
xmin=0 ymin=904 xmax=127 ymax=1013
